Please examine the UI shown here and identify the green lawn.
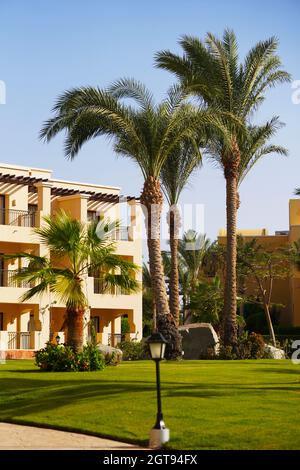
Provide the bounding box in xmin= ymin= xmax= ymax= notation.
xmin=0 ymin=359 xmax=299 ymax=449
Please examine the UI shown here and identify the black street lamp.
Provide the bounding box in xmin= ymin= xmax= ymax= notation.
xmin=147 ymin=332 xmax=170 ymax=449
xmin=55 ymin=334 xmax=61 ymax=345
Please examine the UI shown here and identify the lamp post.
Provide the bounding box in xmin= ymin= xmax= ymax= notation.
xmin=147 ymin=332 xmax=170 ymax=449
xmin=55 ymin=334 xmax=61 ymax=345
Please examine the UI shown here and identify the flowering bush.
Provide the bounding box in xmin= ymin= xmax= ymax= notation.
xmin=35 ymin=342 xmax=105 ymax=371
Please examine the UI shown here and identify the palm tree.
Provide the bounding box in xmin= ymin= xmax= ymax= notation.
xmin=156 ymin=29 xmax=290 ymax=347
xmin=295 ymin=189 xmax=300 ymax=196
xmin=8 ymin=211 xmax=139 ymax=351
xmin=160 ymin=141 xmax=202 ymax=326
xmin=178 ymin=230 xmax=211 ymax=323
xmin=40 ymin=78 xmax=222 ymax=358
xmin=142 ymin=261 xmax=156 ymax=332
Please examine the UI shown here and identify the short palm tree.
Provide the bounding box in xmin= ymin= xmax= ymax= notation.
xmin=156 ymin=29 xmax=290 ymax=347
xmin=40 ymin=78 xmax=224 ymax=358
xmin=142 ymin=262 xmax=156 ymax=332
xmin=161 ymin=141 xmax=202 ymax=326
xmin=178 ymin=230 xmax=211 ymax=323
xmin=9 ymin=211 xmax=139 ymax=351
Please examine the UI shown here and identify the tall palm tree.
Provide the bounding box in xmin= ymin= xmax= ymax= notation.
xmin=8 ymin=211 xmax=139 ymax=351
xmin=160 ymin=141 xmax=202 ymax=326
xmin=40 ymin=78 xmax=224 ymax=358
xmin=156 ymin=29 xmax=290 ymax=347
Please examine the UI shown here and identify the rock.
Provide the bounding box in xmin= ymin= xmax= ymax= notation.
xmin=97 ymin=344 xmax=123 ymax=363
xmin=264 ymin=344 xmax=285 ymax=359
xmin=178 ymin=323 xmax=219 ymax=359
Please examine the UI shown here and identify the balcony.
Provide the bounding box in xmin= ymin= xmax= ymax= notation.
xmin=0 ymin=331 xmax=42 ymax=350
xmin=114 ymin=227 xmax=130 ymax=241
xmin=8 ymin=331 xmax=33 ymax=349
xmin=0 ymin=209 xmax=36 ymax=228
xmin=0 ymin=270 xmax=32 ymax=288
xmin=107 ymin=333 xmax=125 ymax=347
xmin=93 ymin=277 xmax=129 ymax=295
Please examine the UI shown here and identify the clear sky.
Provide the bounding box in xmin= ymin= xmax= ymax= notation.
xmin=0 ymin=0 xmax=299 ymax=245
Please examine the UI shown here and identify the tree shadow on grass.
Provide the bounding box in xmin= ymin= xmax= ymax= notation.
xmin=254 ymin=367 xmax=300 ymax=375
xmin=1 ymin=376 xmax=299 ymax=422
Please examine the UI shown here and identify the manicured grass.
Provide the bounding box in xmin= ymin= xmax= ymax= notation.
xmin=0 ymin=359 xmax=299 ymax=449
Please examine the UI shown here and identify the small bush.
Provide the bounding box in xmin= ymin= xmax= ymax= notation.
xmin=35 ymin=343 xmax=105 ymax=371
xmin=237 ymin=332 xmax=266 ymax=359
xmin=104 ymin=350 xmax=122 ymax=366
xmin=208 ymin=332 xmax=266 ymax=360
xmin=119 ymin=339 xmax=147 ymax=361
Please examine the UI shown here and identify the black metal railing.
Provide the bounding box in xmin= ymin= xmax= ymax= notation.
xmin=0 ymin=209 xmax=36 ymax=227
xmin=0 ymin=270 xmax=32 ymax=288
xmin=7 ymin=332 xmax=33 ymax=350
xmin=107 ymin=333 xmax=125 ymax=347
xmin=93 ymin=277 xmax=129 ymax=295
xmin=93 ymin=278 xmax=106 ymax=294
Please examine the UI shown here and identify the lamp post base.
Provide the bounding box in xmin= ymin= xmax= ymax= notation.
xmin=149 ymin=427 xmax=170 ymax=449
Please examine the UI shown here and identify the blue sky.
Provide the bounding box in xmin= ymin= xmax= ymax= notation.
xmin=0 ymin=0 xmax=299 ymax=244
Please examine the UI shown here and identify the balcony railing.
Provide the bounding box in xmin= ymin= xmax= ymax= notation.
xmin=93 ymin=277 xmax=130 ymax=295
xmin=0 ymin=270 xmax=32 ymax=288
xmin=0 ymin=209 xmax=36 ymax=227
xmin=108 ymin=333 xmax=125 ymax=347
xmin=113 ymin=227 xmax=130 ymax=241
xmin=7 ymin=332 xmax=33 ymax=350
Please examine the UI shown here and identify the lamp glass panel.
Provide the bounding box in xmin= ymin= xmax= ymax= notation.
xmin=149 ymin=342 xmax=162 ymax=359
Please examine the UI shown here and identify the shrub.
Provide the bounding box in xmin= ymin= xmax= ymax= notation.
xmin=208 ymin=332 xmax=266 ymax=360
xmin=119 ymin=339 xmax=147 ymax=361
xmin=35 ymin=342 xmax=105 ymax=371
xmin=237 ymin=332 xmax=266 ymax=359
xmin=104 ymin=350 xmax=122 ymax=366
xmin=77 ymin=343 xmax=105 ymax=371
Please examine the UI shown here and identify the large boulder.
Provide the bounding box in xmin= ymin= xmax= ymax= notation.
xmin=179 ymin=323 xmax=219 ymax=359
xmin=97 ymin=344 xmax=123 ymax=363
xmin=264 ymin=344 xmax=285 ymax=359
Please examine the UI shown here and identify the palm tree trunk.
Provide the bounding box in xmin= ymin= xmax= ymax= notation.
xmin=168 ymin=206 xmax=181 ymax=327
xmin=66 ymin=308 xmax=84 ymax=352
xmin=223 ymin=173 xmax=238 ymax=348
xmin=140 ymin=176 xmax=182 ymax=359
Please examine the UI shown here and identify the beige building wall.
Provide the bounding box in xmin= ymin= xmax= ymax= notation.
xmin=0 ymin=162 xmax=143 ymax=355
xmin=218 ymin=199 xmax=300 ymax=326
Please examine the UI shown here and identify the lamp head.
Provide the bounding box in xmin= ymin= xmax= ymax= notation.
xmin=147 ymin=332 xmax=167 ymax=360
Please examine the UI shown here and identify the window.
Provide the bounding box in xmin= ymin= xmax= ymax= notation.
xmin=0 ymin=195 xmax=5 ymax=225
xmin=0 ymin=313 xmax=3 ymax=331
xmin=0 ymin=254 xmax=3 ymax=287
xmin=90 ymin=316 xmax=100 ymax=333
xmin=87 ymin=211 xmax=101 ymax=224
xmin=28 ymin=204 xmax=37 ymax=213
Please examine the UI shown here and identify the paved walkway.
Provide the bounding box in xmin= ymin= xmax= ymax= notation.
xmin=0 ymin=423 xmax=144 ymax=450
